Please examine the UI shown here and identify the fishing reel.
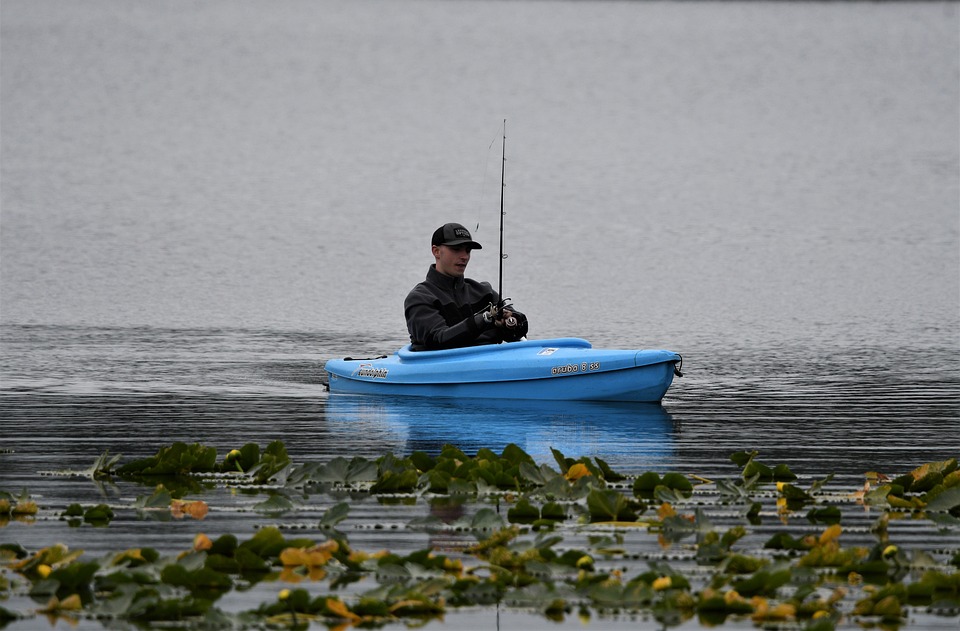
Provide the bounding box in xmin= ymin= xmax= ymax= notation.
xmin=481 ymin=300 xmax=518 ymax=328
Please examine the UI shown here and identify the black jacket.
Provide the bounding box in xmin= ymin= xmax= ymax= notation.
xmin=404 ymin=265 xmax=527 ymax=351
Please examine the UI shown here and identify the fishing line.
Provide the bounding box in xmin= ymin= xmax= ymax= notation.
xmin=473 ymin=121 xmax=507 ymax=235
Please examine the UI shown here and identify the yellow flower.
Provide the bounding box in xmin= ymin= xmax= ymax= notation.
xmin=652 ymin=576 xmax=672 ymax=591
xmin=278 ymin=589 xmax=291 ymax=601
xmin=565 ymin=463 xmax=592 ymax=481
xmin=193 ymin=533 xmax=213 ymax=551
xmin=37 ymin=564 xmax=52 ymax=579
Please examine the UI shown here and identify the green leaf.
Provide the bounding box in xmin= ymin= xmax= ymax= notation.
xmin=730 ymin=451 xmax=758 ymax=468
xmin=595 ymin=458 xmax=626 ymax=482
xmin=925 ymin=486 xmax=960 ymax=512
xmin=409 ymin=451 xmax=436 ymax=472
xmin=507 ymin=498 xmax=540 ymax=524
xmin=806 ymin=506 xmax=842 ymax=524
xmin=135 ymin=485 xmax=173 ymax=510
xmin=253 ymin=493 xmax=295 ymax=515
xmin=550 ymin=447 xmax=571 ymax=474
xmin=469 ymin=508 xmax=506 ymax=532
xmin=772 ymin=463 xmax=798 ymax=481
xmin=370 ymin=468 xmax=420 ymax=493
xmin=661 ymin=472 xmax=693 ymax=492
xmin=319 ymin=502 xmax=350 ymax=529
xmin=633 ymin=472 xmax=661 ymax=498
xmin=118 ymin=442 xmax=218 ymax=476
xmin=587 ymin=488 xmax=638 ymax=522
xmin=83 ymin=503 xmax=115 ymax=524
xmin=501 ymin=443 xmax=534 ymax=467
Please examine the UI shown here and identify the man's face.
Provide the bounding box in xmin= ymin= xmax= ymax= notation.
xmin=433 ymin=244 xmax=472 ymax=277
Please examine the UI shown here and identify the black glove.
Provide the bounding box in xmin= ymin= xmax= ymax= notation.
xmin=499 ymin=307 xmax=528 ymax=340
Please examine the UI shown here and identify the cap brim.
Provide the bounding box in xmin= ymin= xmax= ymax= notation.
xmin=441 ymin=239 xmax=482 ymax=249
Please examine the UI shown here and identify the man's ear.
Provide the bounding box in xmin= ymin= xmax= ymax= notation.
xmin=431 ymin=245 xmax=441 ymax=259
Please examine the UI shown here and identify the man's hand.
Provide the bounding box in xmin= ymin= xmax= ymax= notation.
xmin=497 ymin=309 xmax=519 ymax=329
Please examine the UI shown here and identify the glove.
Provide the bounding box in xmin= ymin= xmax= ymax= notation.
xmin=498 ymin=307 xmax=528 ymax=340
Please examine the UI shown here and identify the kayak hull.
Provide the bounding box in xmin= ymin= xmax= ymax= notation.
xmin=324 ymin=338 xmax=681 ymax=403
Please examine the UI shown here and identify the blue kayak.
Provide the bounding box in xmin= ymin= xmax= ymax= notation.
xmin=324 ymin=338 xmax=682 ymax=402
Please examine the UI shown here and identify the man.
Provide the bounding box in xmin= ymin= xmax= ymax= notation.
xmin=404 ymin=222 xmax=528 ymax=351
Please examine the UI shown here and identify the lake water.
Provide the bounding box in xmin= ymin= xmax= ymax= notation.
xmin=1 ymin=1 xmax=958 ymax=629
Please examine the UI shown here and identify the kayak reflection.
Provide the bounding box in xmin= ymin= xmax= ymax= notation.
xmin=324 ymin=394 xmax=678 ymax=470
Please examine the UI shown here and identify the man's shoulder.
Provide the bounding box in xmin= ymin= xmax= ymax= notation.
xmin=404 ymin=280 xmax=432 ymax=305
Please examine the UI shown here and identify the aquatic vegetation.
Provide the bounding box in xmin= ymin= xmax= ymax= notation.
xmin=0 ymin=489 xmax=37 ymax=519
xmin=1 ymin=444 xmax=958 ymax=628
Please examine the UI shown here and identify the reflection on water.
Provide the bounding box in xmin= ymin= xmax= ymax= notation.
xmin=325 ymin=394 xmax=677 ymax=467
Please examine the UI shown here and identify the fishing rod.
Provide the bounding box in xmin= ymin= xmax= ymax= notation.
xmin=497 ymin=119 xmax=517 ymax=329
xmin=498 ymin=118 xmax=506 ymax=303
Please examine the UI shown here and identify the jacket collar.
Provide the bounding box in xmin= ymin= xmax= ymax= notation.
xmin=426 ymin=264 xmax=464 ymax=289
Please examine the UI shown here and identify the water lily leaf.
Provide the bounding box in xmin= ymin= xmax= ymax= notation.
xmin=314 ymin=456 xmax=379 ymax=484
xmin=507 ymin=498 xmax=540 ymax=524
xmin=661 ymin=509 xmax=713 ymax=543
xmin=409 ymin=451 xmax=436 ymax=472
xmin=519 ymin=462 xmax=558 ymax=486
xmin=730 ymin=564 xmax=791 ymax=597
xmin=661 ymin=472 xmax=694 ymax=492
xmin=470 ymin=508 xmax=506 ymax=532
xmin=118 ymin=442 xmax=218 ymax=476
xmin=238 ymin=526 xmax=286 ymax=559
xmin=777 ymin=483 xmax=812 ymax=501
xmin=63 ymin=504 xmax=84 ymax=518
xmin=253 ymin=494 xmax=295 ymax=515
xmin=655 ymin=486 xmax=690 ymax=503
xmin=501 ymin=443 xmax=534 ymax=467
xmin=595 ymin=458 xmax=626 ymax=482
xmin=924 ymin=486 xmax=960 ymax=512
xmin=587 ymin=488 xmax=639 ymax=522
xmin=541 ymin=502 xmax=567 ymax=522
xmin=715 ymin=478 xmax=750 ymax=502
xmin=422 ymin=469 xmax=451 ymax=493
xmin=86 ymin=450 xmax=122 ymax=478
xmin=730 ymin=451 xmax=758 ymax=468
xmin=772 ymin=464 xmax=797 ymax=481
xmin=371 ymin=469 xmax=420 ymax=494
xmin=806 ymin=506 xmax=842 ymax=524
xmin=808 ymin=473 xmax=834 ymax=494
xmin=135 ymin=485 xmax=173 ymax=511
xmin=160 ymin=563 xmax=232 ymax=594
xmin=743 ymin=460 xmax=774 ymax=481
xmin=633 ymin=472 xmax=662 ymax=496
xmin=763 ymin=532 xmax=812 ymax=551
xmin=319 ymin=502 xmax=350 ymax=529
xmin=248 ymin=440 xmax=291 ymax=484
xmin=238 ymin=442 xmax=261 ymax=470
xmin=550 ymin=447 xmax=572 ymax=474
xmin=83 ymin=504 xmax=115 ymax=524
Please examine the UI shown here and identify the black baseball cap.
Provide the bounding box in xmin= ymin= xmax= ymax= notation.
xmin=431 ymin=223 xmax=482 ymax=249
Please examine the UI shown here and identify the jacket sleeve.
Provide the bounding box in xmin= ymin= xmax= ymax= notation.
xmin=404 ymin=290 xmax=493 ymax=351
